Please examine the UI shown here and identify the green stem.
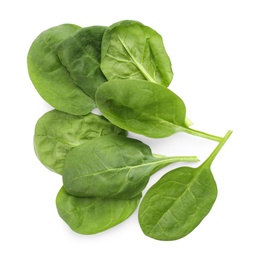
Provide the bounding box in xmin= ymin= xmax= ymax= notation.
xmin=153 ymin=154 xmax=199 ymax=163
xmin=202 ymin=130 xmax=232 ymax=167
xmin=179 ymin=126 xmax=223 ymax=142
xmin=150 ymin=155 xmax=199 ymax=176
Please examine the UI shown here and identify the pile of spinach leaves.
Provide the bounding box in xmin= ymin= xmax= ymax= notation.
xmin=28 ymin=20 xmax=232 ymax=241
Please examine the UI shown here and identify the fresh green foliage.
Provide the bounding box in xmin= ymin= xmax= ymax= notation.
xmin=56 ymin=187 xmax=141 ymax=234
xmin=96 ymin=79 xmax=222 ymax=141
xmin=34 ymin=109 xmax=126 ymax=174
xmin=27 ymin=24 xmax=95 ymax=115
xmin=62 ymin=135 xmax=198 ymax=199
xmin=101 ymin=20 xmax=173 ymax=87
xmin=138 ymin=130 xmax=232 ymax=241
xmin=28 ymin=20 xmax=231 ymax=239
xmin=56 ymin=26 xmax=107 ymax=100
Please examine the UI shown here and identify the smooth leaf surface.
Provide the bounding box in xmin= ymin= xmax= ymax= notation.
xmin=34 ymin=110 xmax=126 ymax=174
xmin=27 ymin=24 xmax=95 ymax=115
xmin=56 ymin=187 xmax=141 ymax=235
xmin=101 ymin=20 xmax=173 ymax=87
xmin=96 ymin=79 xmax=186 ymax=138
xmin=56 ymin=26 xmax=107 ymax=100
xmin=96 ymin=79 xmax=222 ymax=141
xmin=138 ymin=130 xmax=232 ymax=241
xmin=62 ymin=135 xmax=198 ymax=199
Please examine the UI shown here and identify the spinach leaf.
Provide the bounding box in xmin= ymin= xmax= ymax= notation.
xmin=101 ymin=20 xmax=173 ymax=87
xmin=96 ymin=79 xmax=222 ymax=141
xmin=138 ymin=130 xmax=232 ymax=241
xmin=56 ymin=187 xmax=141 ymax=235
xmin=62 ymin=135 xmax=198 ymax=199
xmin=56 ymin=26 xmax=107 ymax=100
xmin=27 ymin=24 xmax=95 ymax=115
xmin=34 ymin=110 xmax=126 ymax=174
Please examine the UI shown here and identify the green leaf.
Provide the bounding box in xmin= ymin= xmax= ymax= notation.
xmin=138 ymin=130 xmax=232 ymax=241
xmin=62 ymin=135 xmax=198 ymax=199
xmin=34 ymin=110 xmax=126 ymax=174
xmin=101 ymin=20 xmax=173 ymax=87
xmin=96 ymin=79 xmax=222 ymax=141
xmin=56 ymin=187 xmax=141 ymax=235
xmin=56 ymin=26 xmax=107 ymax=100
xmin=27 ymin=24 xmax=95 ymax=115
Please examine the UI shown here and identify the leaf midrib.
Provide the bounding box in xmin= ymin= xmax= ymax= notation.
xmin=117 ymin=35 xmax=156 ymax=83
xmin=146 ymin=169 xmax=200 ymax=235
xmin=69 ymin=157 xmax=175 ymax=183
xmin=71 ymin=34 xmax=100 ymax=65
xmin=36 ymin=133 xmax=85 ymax=147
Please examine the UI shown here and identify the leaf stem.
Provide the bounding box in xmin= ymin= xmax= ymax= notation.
xmin=150 ymin=155 xmax=199 ymax=176
xmin=179 ymin=126 xmax=223 ymax=142
xmin=153 ymin=154 xmax=199 ymax=163
xmin=202 ymin=130 xmax=232 ymax=168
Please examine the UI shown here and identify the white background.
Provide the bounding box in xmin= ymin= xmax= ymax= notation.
xmin=1 ymin=0 xmax=259 ymax=259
